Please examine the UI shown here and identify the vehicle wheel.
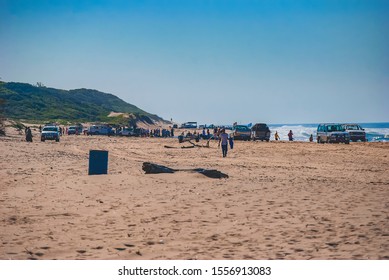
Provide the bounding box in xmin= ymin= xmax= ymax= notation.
xmin=345 ymin=141 xmax=350 ymax=144
xmin=266 ymin=139 xmax=269 ymax=142
xmin=317 ymin=137 xmax=320 ymax=143
xmin=56 ymin=138 xmax=60 ymax=142
xmin=41 ymin=139 xmax=45 ymax=142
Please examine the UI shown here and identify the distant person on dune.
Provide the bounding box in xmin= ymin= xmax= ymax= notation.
xmin=218 ymin=129 xmax=229 ymax=158
xmin=288 ymin=130 xmax=294 ymax=141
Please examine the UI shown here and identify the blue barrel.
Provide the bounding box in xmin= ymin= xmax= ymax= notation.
xmin=88 ymin=150 xmax=108 ymax=175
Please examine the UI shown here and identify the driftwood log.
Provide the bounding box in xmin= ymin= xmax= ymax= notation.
xmin=164 ymin=139 xmax=211 ymax=149
xmin=142 ymin=162 xmax=228 ymax=179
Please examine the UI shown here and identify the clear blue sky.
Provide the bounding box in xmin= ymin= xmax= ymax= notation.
xmin=1 ymin=0 xmax=388 ymax=124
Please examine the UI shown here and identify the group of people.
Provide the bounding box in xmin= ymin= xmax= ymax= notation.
xmin=274 ymin=130 xmax=314 ymax=142
xmin=27 ymin=123 xmax=314 ymax=158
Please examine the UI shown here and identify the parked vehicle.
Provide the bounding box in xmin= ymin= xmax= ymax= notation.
xmin=317 ymin=123 xmax=350 ymax=144
xmin=251 ymin=123 xmax=271 ymax=141
xmin=342 ymin=124 xmax=366 ymax=142
xmin=118 ymin=128 xmax=141 ymax=137
xmin=180 ymin=122 xmax=198 ymax=129
xmin=41 ymin=126 xmax=60 ymax=142
xmin=87 ymin=125 xmax=114 ymax=136
xmin=68 ymin=125 xmax=83 ymax=135
xmin=232 ymin=125 xmax=251 ymax=140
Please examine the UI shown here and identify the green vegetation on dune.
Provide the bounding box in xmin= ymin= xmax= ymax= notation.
xmin=0 ymin=82 xmax=163 ymax=124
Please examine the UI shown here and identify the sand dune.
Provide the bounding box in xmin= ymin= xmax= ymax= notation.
xmin=1 ymin=128 xmax=388 ymax=260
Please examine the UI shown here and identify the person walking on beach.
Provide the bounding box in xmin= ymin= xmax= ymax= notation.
xmin=309 ymin=134 xmax=313 ymax=142
xmin=218 ymin=129 xmax=229 ymax=157
xmin=288 ymin=130 xmax=294 ymax=141
xmin=275 ymin=131 xmax=280 ymax=141
xmin=229 ymin=133 xmax=234 ymax=149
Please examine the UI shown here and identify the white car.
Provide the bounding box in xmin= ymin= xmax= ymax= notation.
xmin=317 ymin=123 xmax=350 ymax=144
xmin=41 ymin=126 xmax=60 ymax=142
xmin=87 ymin=125 xmax=114 ymax=136
xmin=342 ymin=124 xmax=366 ymax=142
xmin=118 ymin=128 xmax=141 ymax=137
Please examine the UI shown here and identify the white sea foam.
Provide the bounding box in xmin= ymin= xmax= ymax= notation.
xmin=268 ymin=124 xmax=389 ymax=142
xmin=269 ymin=125 xmax=317 ymax=141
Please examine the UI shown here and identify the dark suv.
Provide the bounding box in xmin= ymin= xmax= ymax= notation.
xmin=251 ymin=123 xmax=271 ymax=141
xmin=317 ymin=123 xmax=350 ymax=144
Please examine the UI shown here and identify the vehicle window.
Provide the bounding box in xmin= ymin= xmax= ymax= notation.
xmin=236 ymin=126 xmax=250 ymax=131
xmin=346 ymin=125 xmax=359 ymax=130
xmin=327 ymin=125 xmax=343 ymax=132
xmin=43 ymin=127 xmax=58 ymax=132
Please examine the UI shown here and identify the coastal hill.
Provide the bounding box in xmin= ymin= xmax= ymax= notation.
xmin=0 ymin=81 xmax=166 ymax=125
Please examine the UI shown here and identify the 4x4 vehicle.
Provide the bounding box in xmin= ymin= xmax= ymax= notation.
xmin=118 ymin=128 xmax=141 ymax=137
xmin=232 ymin=125 xmax=251 ymax=140
xmin=41 ymin=126 xmax=60 ymax=142
xmin=180 ymin=122 xmax=198 ymax=129
xmin=251 ymin=123 xmax=271 ymax=141
xmin=68 ymin=125 xmax=83 ymax=135
xmin=342 ymin=124 xmax=366 ymax=142
xmin=87 ymin=125 xmax=114 ymax=136
xmin=317 ymin=123 xmax=350 ymax=144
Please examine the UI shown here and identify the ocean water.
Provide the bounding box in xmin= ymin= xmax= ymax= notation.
xmin=268 ymin=123 xmax=389 ymax=142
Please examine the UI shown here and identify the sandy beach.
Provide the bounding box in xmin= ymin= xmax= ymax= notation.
xmin=1 ymin=126 xmax=388 ymax=260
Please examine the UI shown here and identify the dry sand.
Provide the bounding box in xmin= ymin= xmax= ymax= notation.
xmin=1 ymin=126 xmax=388 ymax=260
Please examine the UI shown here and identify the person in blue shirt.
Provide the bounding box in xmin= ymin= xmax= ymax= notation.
xmin=218 ymin=129 xmax=229 ymax=157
